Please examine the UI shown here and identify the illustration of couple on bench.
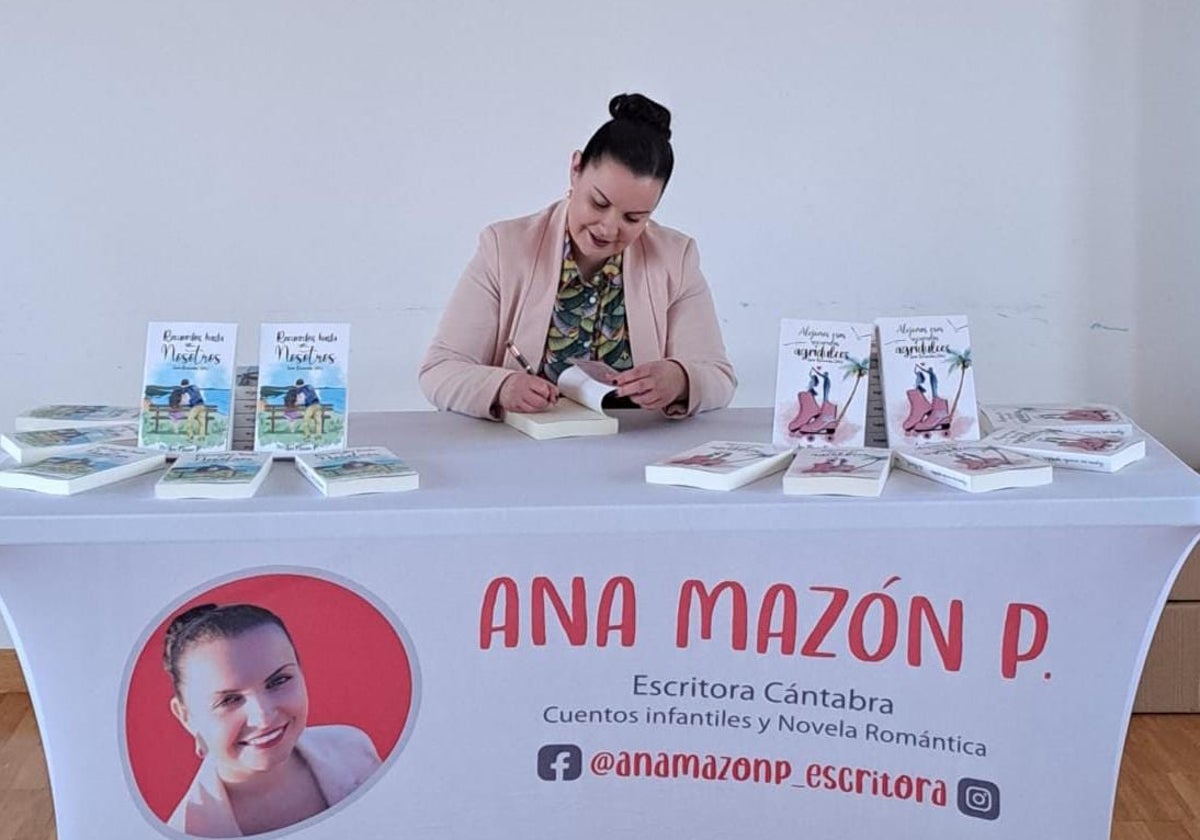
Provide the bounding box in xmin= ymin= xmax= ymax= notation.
xmin=260 ymin=379 xmax=326 ymax=439
xmin=144 ymin=379 xmax=211 ymax=441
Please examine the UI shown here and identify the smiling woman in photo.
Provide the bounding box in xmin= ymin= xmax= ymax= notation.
xmin=163 ymin=603 xmax=380 ymax=838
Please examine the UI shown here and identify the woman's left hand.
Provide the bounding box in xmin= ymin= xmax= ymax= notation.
xmin=613 ymin=360 xmax=688 ymax=410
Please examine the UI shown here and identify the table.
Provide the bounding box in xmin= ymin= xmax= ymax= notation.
xmin=1 ymin=408 xmax=1197 ymax=839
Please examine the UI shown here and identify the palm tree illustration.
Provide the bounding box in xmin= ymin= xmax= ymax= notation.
xmin=945 ymin=347 xmax=972 ymax=421
xmin=834 ymin=356 xmax=871 ymax=423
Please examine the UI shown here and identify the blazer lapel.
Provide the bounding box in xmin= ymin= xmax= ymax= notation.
xmin=510 ymin=200 xmax=569 ymax=374
xmin=624 ymin=233 xmax=662 ymax=364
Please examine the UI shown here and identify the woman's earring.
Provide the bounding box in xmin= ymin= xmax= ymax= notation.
xmin=566 ymin=187 xmax=573 ymax=199
xmin=194 ymin=735 xmax=208 ymax=759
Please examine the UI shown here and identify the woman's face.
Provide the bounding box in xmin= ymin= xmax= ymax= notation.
xmin=170 ymin=624 xmax=309 ymax=784
xmin=566 ymin=153 xmax=663 ymax=269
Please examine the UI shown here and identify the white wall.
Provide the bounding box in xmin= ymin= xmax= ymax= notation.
xmin=0 ymin=2 xmax=1197 ymax=650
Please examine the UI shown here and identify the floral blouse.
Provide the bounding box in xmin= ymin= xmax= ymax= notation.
xmin=541 ymin=236 xmax=633 ymax=383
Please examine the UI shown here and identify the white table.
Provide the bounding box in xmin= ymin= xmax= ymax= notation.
xmin=2 ymin=408 xmax=1198 ymax=839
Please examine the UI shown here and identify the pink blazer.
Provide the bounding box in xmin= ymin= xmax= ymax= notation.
xmin=419 ymin=200 xmax=736 ymax=419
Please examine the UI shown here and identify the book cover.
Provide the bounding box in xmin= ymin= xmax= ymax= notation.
xmin=875 ymin=315 xmax=979 ymax=445
xmin=773 ymin=319 xmax=874 ymax=448
xmin=645 ymin=441 xmax=794 ymax=491
xmin=155 ymin=452 xmax=273 ymax=499
xmin=255 ymin=324 xmax=350 ymax=455
xmin=783 ymin=447 xmax=892 ymax=497
xmin=1 ymin=424 xmax=138 ymax=465
xmin=138 ymin=322 xmax=238 ymax=454
xmin=294 ymin=447 xmax=418 ymax=496
xmin=0 ymin=445 xmax=165 ymax=496
xmin=893 ymin=443 xmax=1051 ymax=493
xmin=503 ymin=360 xmax=619 ymax=440
xmin=986 ymin=427 xmax=1146 ymax=473
xmin=14 ymin=405 xmax=141 ymax=432
xmin=980 ymin=403 xmax=1133 ymax=435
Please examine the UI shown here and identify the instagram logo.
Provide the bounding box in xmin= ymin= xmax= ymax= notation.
xmin=957 ymin=778 xmax=1000 ymax=820
xmin=537 ymin=744 xmax=583 ymax=782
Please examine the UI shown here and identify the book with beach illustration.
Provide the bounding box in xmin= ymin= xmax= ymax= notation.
xmin=254 ymin=323 xmax=350 ymax=455
xmin=138 ymin=322 xmax=238 ymax=454
xmin=155 ymin=451 xmax=273 ymax=499
xmin=294 ymin=447 xmax=419 ymax=496
xmin=0 ymin=445 xmax=165 ymax=496
xmin=1 ymin=424 xmax=138 ymax=465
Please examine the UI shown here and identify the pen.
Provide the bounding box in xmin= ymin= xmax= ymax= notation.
xmin=505 ymin=340 xmax=537 ymax=376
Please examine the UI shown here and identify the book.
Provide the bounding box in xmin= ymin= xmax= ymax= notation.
xmin=155 ymin=452 xmax=273 ymax=499
xmin=294 ymin=447 xmax=419 ymax=496
xmin=773 ymin=319 xmax=874 ymax=448
xmin=986 ymin=427 xmax=1146 ymax=473
xmin=1 ymin=424 xmax=138 ymax=465
xmin=139 ymin=322 xmax=238 ymax=454
xmin=645 ymin=441 xmax=795 ymax=491
xmin=979 ymin=403 xmax=1134 ymax=435
xmin=0 ymin=445 xmax=165 ymax=496
xmin=782 ymin=447 xmax=893 ymax=497
xmin=255 ymin=324 xmax=350 ymax=455
xmin=875 ymin=315 xmax=979 ymax=445
xmin=893 ymin=443 xmax=1052 ymax=493
xmin=14 ymin=405 xmax=141 ymax=432
xmin=503 ymin=360 xmax=620 ymax=440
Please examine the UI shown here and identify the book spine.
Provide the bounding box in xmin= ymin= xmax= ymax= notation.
xmin=899 ymin=457 xmax=970 ymax=490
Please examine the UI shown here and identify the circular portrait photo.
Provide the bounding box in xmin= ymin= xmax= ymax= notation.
xmin=123 ymin=572 xmax=418 ymax=838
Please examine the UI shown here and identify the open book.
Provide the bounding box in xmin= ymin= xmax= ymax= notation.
xmin=502 ymin=361 xmax=620 ymax=440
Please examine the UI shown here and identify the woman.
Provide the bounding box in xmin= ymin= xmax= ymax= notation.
xmin=163 ymin=603 xmax=380 ymax=837
xmin=419 ymin=93 xmax=735 ymax=419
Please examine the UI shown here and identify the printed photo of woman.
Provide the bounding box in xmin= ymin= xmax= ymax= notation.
xmin=162 ymin=603 xmax=380 ymax=837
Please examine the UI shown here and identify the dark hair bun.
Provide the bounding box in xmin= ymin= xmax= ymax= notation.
xmin=609 ymin=93 xmax=672 ymax=140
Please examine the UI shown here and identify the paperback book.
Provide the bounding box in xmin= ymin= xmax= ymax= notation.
xmin=645 ymin=441 xmax=794 ymax=491
xmin=255 ymin=324 xmax=350 ymax=455
xmin=773 ymin=319 xmax=874 ymax=448
xmin=503 ymin=360 xmax=620 ymax=440
xmin=14 ymin=405 xmax=140 ymax=432
xmin=893 ymin=443 xmax=1051 ymax=493
xmin=155 ymin=452 xmax=273 ymax=499
xmin=986 ymin=427 xmax=1145 ymax=473
xmin=875 ymin=315 xmax=979 ymax=445
xmin=1 ymin=424 xmax=138 ymax=465
xmin=979 ymin=403 xmax=1133 ymax=436
xmin=782 ymin=447 xmax=893 ymax=497
xmin=294 ymin=447 xmax=419 ymax=496
xmin=139 ymin=322 xmax=238 ymax=453
xmin=0 ymin=445 xmax=165 ymax=496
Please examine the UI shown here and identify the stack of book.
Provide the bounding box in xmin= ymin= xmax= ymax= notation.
xmin=232 ymin=366 xmax=259 ymax=452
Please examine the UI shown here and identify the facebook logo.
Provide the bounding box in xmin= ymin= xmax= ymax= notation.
xmin=957 ymin=777 xmax=1001 ymax=821
xmin=537 ymin=744 xmax=583 ymax=781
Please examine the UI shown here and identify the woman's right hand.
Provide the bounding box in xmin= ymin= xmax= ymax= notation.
xmin=497 ymin=373 xmax=559 ymax=413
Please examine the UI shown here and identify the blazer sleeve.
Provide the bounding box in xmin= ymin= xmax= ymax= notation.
xmin=665 ymin=239 xmax=737 ymax=416
xmin=418 ymin=227 xmax=517 ymax=419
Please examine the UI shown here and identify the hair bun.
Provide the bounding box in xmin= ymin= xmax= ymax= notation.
xmin=609 ymin=93 xmax=672 ymax=140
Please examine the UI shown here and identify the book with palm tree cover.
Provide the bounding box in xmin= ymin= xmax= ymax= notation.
xmin=894 ymin=443 xmax=1052 ymax=493
xmin=875 ymin=315 xmax=979 ymax=446
xmin=773 ymin=319 xmax=874 ymax=448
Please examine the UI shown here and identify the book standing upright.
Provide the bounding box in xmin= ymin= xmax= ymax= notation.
xmin=773 ymin=319 xmax=874 ymax=448
xmin=255 ymin=324 xmax=350 ymax=456
xmin=875 ymin=315 xmax=979 ymax=446
xmin=138 ymin=322 xmax=238 ymax=454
